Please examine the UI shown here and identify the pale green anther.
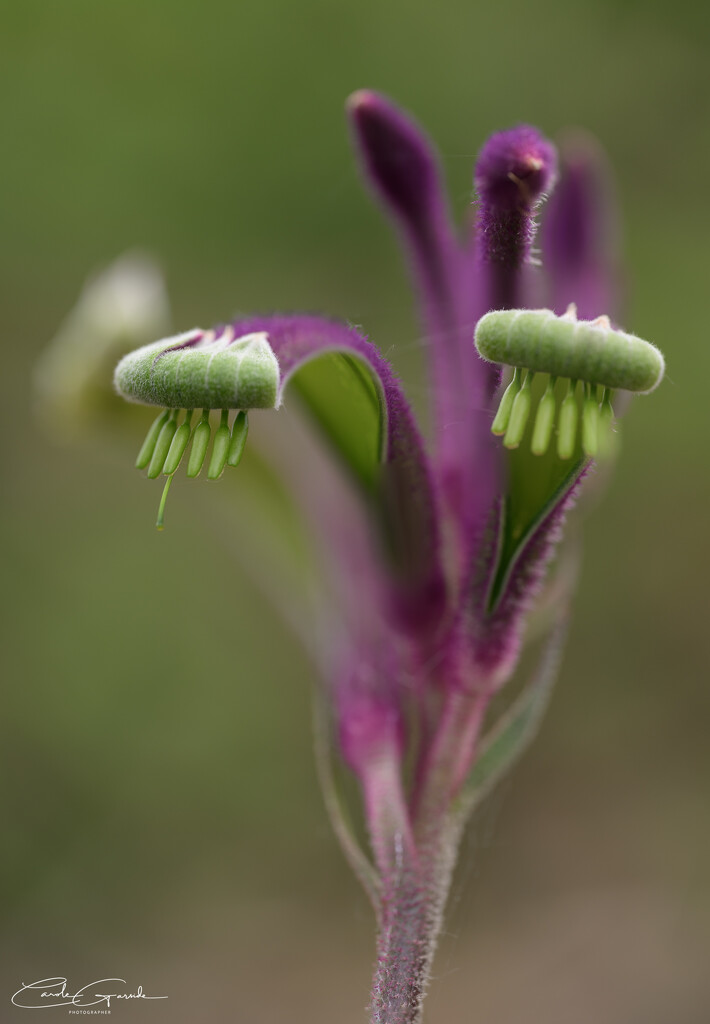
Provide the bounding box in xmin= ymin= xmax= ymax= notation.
xmin=208 ymin=410 xmax=231 ymax=480
xmin=187 ymin=410 xmax=211 ymax=478
xmin=582 ymin=383 xmax=600 ymax=457
xmin=504 ymin=372 xmax=533 ymax=450
xmin=163 ymin=411 xmax=193 ymax=476
xmin=557 ymin=381 xmax=579 ymax=460
xmin=531 ymin=376 xmax=557 ymax=456
xmin=136 ymin=409 xmax=170 ymax=469
xmin=147 ymin=410 xmax=178 ymax=478
xmin=492 ymin=367 xmax=522 ymax=436
xmin=227 ymin=411 xmax=249 ymax=467
xmin=597 ymin=388 xmax=617 ymax=460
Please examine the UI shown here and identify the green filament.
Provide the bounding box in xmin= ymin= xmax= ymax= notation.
xmin=227 ymin=411 xmax=249 ymax=467
xmin=531 ymin=376 xmax=557 ymax=456
xmin=156 ymin=474 xmax=173 ymax=531
xmin=504 ymin=371 xmax=533 ymax=449
xmin=136 ymin=409 xmax=170 ymax=469
xmin=208 ymin=410 xmax=231 ymax=480
xmin=163 ymin=411 xmax=193 ymax=475
xmin=147 ymin=410 xmax=178 ymax=478
xmin=557 ymin=381 xmax=579 ymax=460
xmin=491 ymin=368 xmax=522 ymax=436
xmin=187 ymin=410 xmax=211 ymax=478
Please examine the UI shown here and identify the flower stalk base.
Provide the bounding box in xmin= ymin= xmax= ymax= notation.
xmin=370 ymin=819 xmax=462 ymax=1024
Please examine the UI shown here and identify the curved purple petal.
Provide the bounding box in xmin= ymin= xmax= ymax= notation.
xmin=230 ymin=314 xmax=448 ymax=636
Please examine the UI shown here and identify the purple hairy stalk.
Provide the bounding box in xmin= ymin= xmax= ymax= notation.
xmin=348 ymin=91 xmax=481 ymax=537
xmin=96 ymin=91 xmax=662 ymax=1023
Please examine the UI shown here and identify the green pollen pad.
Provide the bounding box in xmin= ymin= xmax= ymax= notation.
xmin=114 ymin=327 xmax=280 ymax=410
xmin=475 ymin=306 xmax=664 ymax=394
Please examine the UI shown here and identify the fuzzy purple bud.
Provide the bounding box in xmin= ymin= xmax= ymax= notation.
xmin=476 ymin=125 xmax=557 ymax=217
xmin=347 ymin=90 xmax=445 ymax=234
xmin=474 ymin=125 xmax=558 ymax=312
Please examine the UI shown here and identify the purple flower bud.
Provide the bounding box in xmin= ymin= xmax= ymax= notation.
xmin=474 ymin=125 xmax=558 ymax=311
xmin=476 ymin=125 xmax=557 ymax=216
xmin=347 ymin=89 xmax=445 ymax=234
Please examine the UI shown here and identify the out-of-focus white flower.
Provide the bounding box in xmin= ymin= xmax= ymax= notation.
xmin=34 ymin=252 xmax=171 ymax=436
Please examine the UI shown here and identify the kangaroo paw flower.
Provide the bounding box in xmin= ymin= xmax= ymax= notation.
xmin=40 ymin=90 xmax=666 ymax=1024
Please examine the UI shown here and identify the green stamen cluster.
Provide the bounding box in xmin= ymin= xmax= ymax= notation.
xmin=137 ymin=408 xmax=249 ymax=529
xmin=492 ymin=373 xmax=615 ymax=458
xmin=476 ymin=306 xmax=664 ymax=459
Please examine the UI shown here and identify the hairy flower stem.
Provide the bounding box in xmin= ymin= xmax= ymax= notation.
xmin=413 ymin=687 xmax=491 ymax=824
xmin=370 ymin=817 xmax=462 ymax=1024
xmin=363 ymin=747 xmax=417 ymax=886
xmin=370 ymin=688 xmax=489 ymax=1023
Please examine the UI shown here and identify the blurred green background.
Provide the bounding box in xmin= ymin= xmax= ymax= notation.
xmin=2 ymin=1 xmax=709 ymax=1021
